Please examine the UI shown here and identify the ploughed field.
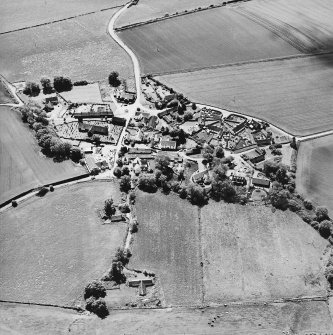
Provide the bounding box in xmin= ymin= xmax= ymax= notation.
xmin=296 ymin=135 xmax=333 ymax=215
xmin=118 ymin=6 xmax=299 ymax=75
xmin=0 ymin=9 xmax=134 ymax=85
xmin=156 ymin=54 xmax=333 ymax=136
xmin=0 ymin=181 xmax=125 ymax=306
xmin=0 ymin=106 xmax=86 ymax=204
xmin=0 ymin=0 xmax=126 ymax=33
xmin=201 ymin=203 xmax=329 ymax=303
xmin=130 ymin=191 xmax=203 ymax=306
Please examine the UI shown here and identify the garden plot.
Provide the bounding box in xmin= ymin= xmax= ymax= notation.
xmin=0 ymin=181 xmax=125 ymax=307
xmin=60 ymin=83 xmax=103 ymax=104
xmin=201 ymin=203 xmax=329 ymax=304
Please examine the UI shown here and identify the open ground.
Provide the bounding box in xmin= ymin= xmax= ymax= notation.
xmin=0 ymin=78 xmax=17 ymax=104
xmin=118 ymin=6 xmax=299 ymax=75
xmin=0 ymin=9 xmax=134 ymax=85
xmin=296 ymin=134 xmax=333 ymax=215
xmin=0 ymin=106 xmax=86 ymax=204
xmin=0 ymin=0 xmax=126 ymax=34
xmin=156 ymin=54 xmax=333 ymax=136
xmin=0 ymin=181 xmax=125 ymax=307
xmin=201 ymin=202 xmax=329 ymax=304
xmin=130 ymin=191 xmax=203 ymax=306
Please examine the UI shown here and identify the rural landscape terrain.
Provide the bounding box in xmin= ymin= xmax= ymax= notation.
xmin=1 ymin=0 xmax=333 ymax=334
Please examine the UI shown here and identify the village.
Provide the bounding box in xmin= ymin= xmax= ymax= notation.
xmin=14 ymin=75 xmax=295 ymax=209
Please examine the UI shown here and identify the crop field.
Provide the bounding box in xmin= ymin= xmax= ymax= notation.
xmin=130 ymin=191 xmax=203 ymax=306
xmin=296 ymin=135 xmax=333 ymax=215
xmin=0 ymin=181 xmax=125 ymax=306
xmin=118 ymin=6 xmax=298 ymax=75
xmin=236 ymin=0 xmax=333 ymax=53
xmin=201 ymin=203 xmax=329 ymax=304
xmin=0 ymin=106 xmax=86 ymax=204
xmin=60 ymin=83 xmax=103 ymax=104
xmin=0 ymin=9 xmax=134 ymax=85
xmin=1 ymin=300 xmax=332 ymax=335
xmin=0 ymin=0 xmax=126 ymax=33
xmin=0 ymin=78 xmax=17 ymax=104
xmin=156 ymin=54 xmax=333 ymax=136
xmin=115 ymin=0 xmax=222 ymax=28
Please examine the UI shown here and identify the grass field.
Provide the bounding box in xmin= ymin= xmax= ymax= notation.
xmin=130 ymin=191 xmax=202 ymax=306
xmin=0 ymin=9 xmax=134 ymax=85
xmin=118 ymin=6 xmax=298 ymax=75
xmin=201 ymin=203 xmax=329 ymax=303
xmin=0 ymin=0 xmax=126 ymax=33
xmin=1 ymin=300 xmax=332 ymax=335
xmin=0 ymin=106 xmax=86 ymax=204
xmin=296 ymin=135 xmax=333 ymax=216
xmin=0 ymin=78 xmax=17 ymax=104
xmin=156 ymin=54 xmax=333 ymax=136
xmin=0 ymin=181 xmax=125 ymax=307
xmin=60 ymin=83 xmax=103 ymax=104
xmin=115 ymin=0 xmax=222 ymax=28
xmin=236 ymin=0 xmax=333 ymax=53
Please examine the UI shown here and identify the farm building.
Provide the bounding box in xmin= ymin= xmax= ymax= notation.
xmin=73 ymin=104 xmax=114 ymax=119
xmin=231 ymin=175 xmax=247 ymax=186
xmin=245 ymin=148 xmax=266 ymax=164
xmin=111 ymin=214 xmax=125 ymax=222
xmin=128 ymin=278 xmax=154 ymax=287
xmin=118 ymin=91 xmax=136 ymax=103
xmin=78 ymin=122 xmax=108 ymax=136
xmin=160 ymin=140 xmax=177 ymax=151
xmin=45 ymin=95 xmax=58 ymax=105
xmin=193 ymin=170 xmax=209 ymax=184
xmin=157 ymin=109 xmax=171 ymax=118
xmin=85 ymin=156 xmax=100 ymax=173
xmin=112 ymin=116 xmax=126 ymax=126
xmin=251 ymin=177 xmax=270 ymax=188
xmin=128 ymin=148 xmax=152 ymax=155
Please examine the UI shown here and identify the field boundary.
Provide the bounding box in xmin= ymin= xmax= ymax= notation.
xmin=0 ymin=300 xmax=83 ymax=312
xmin=0 ymin=4 xmax=124 ymax=35
xmin=115 ymin=0 xmax=252 ymax=32
xmin=150 ymin=51 xmax=333 ymax=77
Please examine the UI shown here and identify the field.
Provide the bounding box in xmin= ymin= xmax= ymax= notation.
xmin=0 ymin=181 xmax=125 ymax=307
xmin=0 ymin=106 xmax=86 ymax=204
xmin=115 ymin=0 xmax=222 ymax=28
xmin=0 ymin=78 xmax=17 ymax=104
xmin=118 ymin=6 xmax=298 ymax=75
xmin=201 ymin=203 xmax=329 ymax=303
xmin=0 ymin=0 xmax=126 ymax=33
xmin=236 ymin=0 xmax=333 ymax=53
xmin=0 ymin=9 xmax=134 ymax=85
xmin=1 ymin=300 xmax=332 ymax=335
xmin=130 ymin=191 xmax=203 ymax=306
xmin=296 ymin=135 xmax=333 ymax=215
xmin=60 ymin=83 xmax=103 ymax=104
xmin=156 ymin=54 xmax=333 ymax=136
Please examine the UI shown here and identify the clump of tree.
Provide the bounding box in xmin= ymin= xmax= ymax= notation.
xmin=138 ymin=175 xmax=157 ymax=193
xmin=269 ymin=188 xmax=290 ymax=210
xmin=104 ymin=198 xmax=116 ymax=218
xmin=108 ymin=71 xmax=121 ymax=87
xmin=318 ymin=220 xmax=333 ymax=239
xmin=84 ymin=280 xmax=106 ymax=300
xmin=210 ymin=180 xmax=236 ymax=203
xmin=120 ymin=175 xmax=131 ymax=193
xmin=85 ymin=297 xmax=108 ymax=318
xmin=84 ymin=281 xmax=108 ymax=318
xmin=40 ymin=77 xmax=53 ymax=94
xmin=186 ymin=184 xmax=208 ymax=206
xmin=53 ymin=76 xmax=73 ymax=92
xmin=23 ymin=82 xmax=40 ymax=97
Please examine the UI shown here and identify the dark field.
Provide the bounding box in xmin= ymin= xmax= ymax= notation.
xmin=0 ymin=9 xmax=134 ymax=84
xmin=130 ymin=191 xmax=203 ymax=306
xmin=156 ymin=54 xmax=333 ymax=136
xmin=0 ymin=106 xmax=86 ymax=204
xmin=0 ymin=181 xmax=125 ymax=306
xmin=296 ymin=135 xmax=333 ymax=215
xmin=0 ymin=0 xmax=126 ymax=33
xmin=118 ymin=6 xmax=298 ymax=75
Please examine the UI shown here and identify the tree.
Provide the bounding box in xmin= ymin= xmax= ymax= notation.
xmin=303 ymin=199 xmax=313 ymax=210
xmin=120 ymin=175 xmax=131 ymax=193
xmin=70 ymin=148 xmax=82 ymax=162
xmin=318 ymin=220 xmax=332 ymax=239
xmin=23 ymin=82 xmax=40 ymax=97
xmin=113 ymin=167 xmax=122 ymax=178
xmin=263 ymin=161 xmax=279 ymax=178
xmin=84 ymin=280 xmax=106 ymax=299
xmin=210 ymin=180 xmax=236 ymax=202
xmin=86 ymin=297 xmax=109 ymax=318
xmin=192 ymin=102 xmax=197 ymax=110
xmin=316 ymin=206 xmax=329 ymax=222
xmin=118 ymin=203 xmax=130 ymax=213
xmin=275 ymin=166 xmax=289 ymax=185
xmin=121 ymin=166 xmax=130 ymax=176
xmin=113 ymin=247 xmax=131 ymax=265
xmin=184 ymin=111 xmax=193 ymax=121
xmin=138 ymin=175 xmax=157 ymax=193
xmin=53 ymin=76 xmax=73 ymax=92
xmin=179 ymin=186 xmax=187 ymax=199
xmin=187 ymin=184 xmax=208 ymax=206
xmin=270 ymin=189 xmax=290 ymax=210
xmin=155 ymin=155 xmax=171 ymax=176
xmin=40 ymin=77 xmax=53 ymax=94
xmin=212 ymin=164 xmax=228 ymax=182
xmin=108 ymin=71 xmax=121 ymax=87
xmin=104 ymin=198 xmax=116 ymax=218
xmin=215 ymin=146 xmax=224 ymax=158
xmin=288 ymin=199 xmax=302 ymax=212
xmin=107 ymin=261 xmax=126 ymax=283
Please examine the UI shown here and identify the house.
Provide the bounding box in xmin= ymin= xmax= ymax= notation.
xmin=111 ymin=214 xmax=125 ymax=222
xmin=185 ymin=147 xmax=200 ymax=155
xmin=85 ymin=156 xmax=100 ymax=173
xmin=128 ymin=278 xmax=154 ymax=287
xmin=160 ymin=140 xmax=177 ymax=151
xmin=164 ymin=94 xmax=176 ymax=103
xmin=146 ymin=115 xmax=158 ymax=129
xmin=78 ymin=122 xmax=108 ymax=136
xmin=193 ymin=170 xmax=208 ymax=184
xmin=128 ymin=148 xmax=152 ymax=155
xmin=112 ymin=116 xmax=126 ymax=126
xmin=118 ymin=91 xmax=136 ymax=103
xmin=246 ymin=148 xmax=266 ymax=164
xmin=231 ymin=175 xmax=247 ymax=186
xmin=251 ymin=177 xmax=270 ymax=188
xmin=157 ymin=109 xmax=171 ymax=118
xmin=45 ymin=95 xmax=58 ymax=105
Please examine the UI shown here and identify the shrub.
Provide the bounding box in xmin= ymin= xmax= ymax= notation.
xmin=298 ymin=210 xmax=313 ymax=224
xmin=73 ymin=80 xmax=89 ymax=86
xmin=130 ymin=222 xmax=138 ymax=233
xmin=303 ymin=199 xmax=313 ymax=210
xmin=310 ymin=220 xmax=319 ymax=229
xmin=316 ymin=206 xmax=329 ymax=222
xmin=36 ymin=187 xmax=49 ymax=197
xmin=70 ymin=148 xmax=83 ymax=163
xmin=325 ymin=266 xmax=333 ymax=289
xmin=12 ymin=200 xmax=18 ymax=207
xmin=288 ymin=199 xmax=302 ymax=212
xmin=318 ymin=220 xmax=332 ymax=239
xmin=40 ymin=77 xmax=53 ymax=94
xmin=108 ymin=71 xmax=121 ymax=87
xmin=86 ymin=297 xmax=108 ymax=318
xmin=179 ymin=186 xmax=187 ymax=199
xmin=113 ymin=167 xmax=121 ymax=178
xmin=129 ymin=192 xmax=136 ymax=203
xmin=113 ymin=247 xmax=131 ymax=265
xmin=118 ymin=203 xmax=130 ymax=213
xmin=84 ymin=280 xmax=106 ymax=299
xmin=49 ymin=185 xmax=54 ymax=192
xmin=53 ymin=76 xmax=73 ymax=92
xmin=23 ymin=82 xmax=40 ymax=97
xmin=120 ymin=175 xmax=131 ymax=193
